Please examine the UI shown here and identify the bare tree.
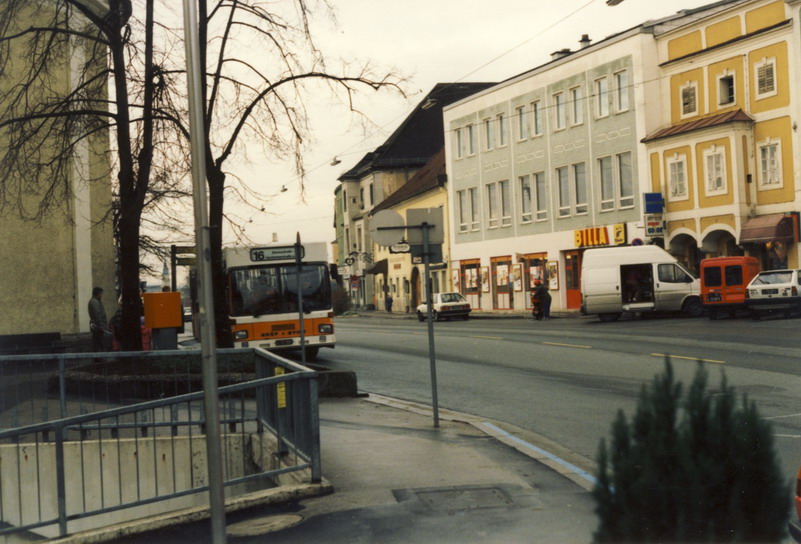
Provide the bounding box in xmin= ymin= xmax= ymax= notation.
xmin=194 ymin=0 xmax=405 ymax=346
xmin=0 ymin=0 xmax=187 ymax=349
xmin=0 ymin=0 xmax=404 ymax=349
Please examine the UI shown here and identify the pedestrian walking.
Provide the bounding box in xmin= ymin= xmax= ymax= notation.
xmin=385 ymin=294 xmax=393 ymax=313
xmin=88 ymin=287 xmax=109 ymax=352
xmin=531 ymin=279 xmax=552 ymax=321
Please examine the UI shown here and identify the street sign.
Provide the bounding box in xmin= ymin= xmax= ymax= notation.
xmin=644 ymin=214 xmax=665 ymax=238
xmin=370 ymin=210 xmax=405 ymax=247
xmin=406 ymin=208 xmax=444 ymax=244
xmin=390 ymin=242 xmax=411 ymax=253
xmin=411 ymin=244 xmax=443 ymax=263
xmin=643 ymin=193 xmax=664 ymax=214
xmin=172 ymin=245 xmax=196 ymax=254
xmin=176 ymin=257 xmax=196 ymax=266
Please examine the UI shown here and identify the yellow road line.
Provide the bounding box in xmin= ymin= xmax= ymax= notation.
xmin=469 ymin=335 xmax=504 ymax=340
xmin=543 ymin=341 xmax=592 ymax=349
xmin=651 ymin=353 xmax=725 ymax=364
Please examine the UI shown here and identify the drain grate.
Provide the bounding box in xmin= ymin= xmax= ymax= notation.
xmin=414 ymin=486 xmax=514 ymax=513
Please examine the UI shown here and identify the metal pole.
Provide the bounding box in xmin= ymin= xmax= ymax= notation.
xmin=181 ymin=2 xmax=226 ymax=542
xmin=296 ymin=233 xmax=307 ymax=365
xmin=170 ymin=245 xmax=178 ymax=292
xmin=423 ymin=223 xmax=440 ymax=427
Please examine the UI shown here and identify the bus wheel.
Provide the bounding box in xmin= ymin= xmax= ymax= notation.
xmin=417 ymin=311 xmax=425 ymax=322
xmin=304 ymin=347 xmax=319 ymax=361
xmin=598 ymin=313 xmax=620 ymax=322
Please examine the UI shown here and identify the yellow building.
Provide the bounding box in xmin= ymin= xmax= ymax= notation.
xmin=0 ymin=3 xmax=116 ymax=336
xmin=643 ymin=0 xmax=800 ymax=272
xmin=369 ymin=150 xmax=451 ymax=314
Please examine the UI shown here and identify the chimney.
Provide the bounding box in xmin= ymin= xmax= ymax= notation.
xmin=551 ymin=48 xmax=572 ymax=60
xmin=579 ymin=34 xmax=591 ymax=49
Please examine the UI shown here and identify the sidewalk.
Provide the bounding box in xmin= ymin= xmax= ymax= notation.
xmin=113 ymin=394 xmax=598 ymax=544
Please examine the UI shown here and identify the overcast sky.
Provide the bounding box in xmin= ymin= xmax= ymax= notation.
xmin=218 ymin=0 xmax=716 ymax=249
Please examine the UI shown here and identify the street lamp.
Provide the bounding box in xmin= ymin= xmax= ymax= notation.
xmin=606 ymin=0 xmax=625 ymax=5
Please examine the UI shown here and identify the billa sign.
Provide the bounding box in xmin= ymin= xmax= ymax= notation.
xmin=574 ymin=227 xmax=610 ymax=247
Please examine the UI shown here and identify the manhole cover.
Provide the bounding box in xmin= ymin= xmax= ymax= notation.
xmin=415 ymin=486 xmax=513 ymax=513
xmin=227 ymin=514 xmax=303 ymax=537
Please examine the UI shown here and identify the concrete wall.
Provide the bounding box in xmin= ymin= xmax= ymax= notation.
xmin=0 ymin=433 xmax=275 ymax=538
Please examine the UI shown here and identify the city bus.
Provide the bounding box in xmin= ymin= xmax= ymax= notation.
xmin=194 ymin=242 xmax=335 ymax=360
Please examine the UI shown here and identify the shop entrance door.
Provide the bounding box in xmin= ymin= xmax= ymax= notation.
xmin=564 ymin=250 xmax=582 ymax=309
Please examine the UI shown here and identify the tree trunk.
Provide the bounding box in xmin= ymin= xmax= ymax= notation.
xmin=207 ymin=166 xmax=232 ymax=348
xmin=117 ymin=208 xmax=143 ymax=351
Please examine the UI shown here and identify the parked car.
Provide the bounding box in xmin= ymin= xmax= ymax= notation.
xmin=700 ymin=256 xmax=761 ymax=319
xmin=790 ymin=466 xmax=801 ymax=542
xmin=745 ymin=269 xmax=801 ymax=319
xmin=416 ymin=292 xmax=471 ymax=321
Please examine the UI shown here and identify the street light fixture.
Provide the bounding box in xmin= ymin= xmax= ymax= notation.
xmin=606 ymin=0 xmax=625 ymax=5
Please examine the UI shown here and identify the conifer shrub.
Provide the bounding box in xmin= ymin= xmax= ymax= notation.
xmin=593 ymin=359 xmax=789 ymax=543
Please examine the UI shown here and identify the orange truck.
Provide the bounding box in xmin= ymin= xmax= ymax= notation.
xmin=700 ymin=256 xmax=761 ymax=319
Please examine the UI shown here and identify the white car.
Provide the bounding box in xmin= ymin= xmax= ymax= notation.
xmin=416 ymin=292 xmax=471 ymax=321
xmin=745 ymin=269 xmax=801 ymax=319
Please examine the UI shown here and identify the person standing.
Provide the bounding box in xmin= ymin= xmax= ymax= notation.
xmin=385 ymin=293 xmax=393 ymax=313
xmin=88 ymin=287 xmax=108 ymax=352
xmin=532 ymin=279 xmax=552 ymax=321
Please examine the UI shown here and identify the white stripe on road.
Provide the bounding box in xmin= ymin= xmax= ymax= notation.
xmin=543 ymin=341 xmax=592 ymax=349
xmin=651 ymin=353 xmax=725 ymax=364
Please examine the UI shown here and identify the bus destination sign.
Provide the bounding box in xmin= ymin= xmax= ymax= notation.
xmin=250 ymin=246 xmax=304 ymax=262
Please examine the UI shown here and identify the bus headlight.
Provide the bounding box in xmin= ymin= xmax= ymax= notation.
xmin=318 ymin=323 xmax=333 ymax=334
xmin=234 ymin=330 xmax=249 ymax=340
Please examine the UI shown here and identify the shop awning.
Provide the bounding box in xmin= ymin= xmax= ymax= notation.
xmin=365 ymin=258 xmax=388 ymax=275
xmin=739 ymin=213 xmax=795 ymax=243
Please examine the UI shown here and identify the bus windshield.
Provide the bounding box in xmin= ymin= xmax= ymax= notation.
xmin=228 ymin=263 xmax=331 ymax=317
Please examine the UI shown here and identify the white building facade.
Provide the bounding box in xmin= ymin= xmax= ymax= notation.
xmin=444 ymin=28 xmax=663 ymax=313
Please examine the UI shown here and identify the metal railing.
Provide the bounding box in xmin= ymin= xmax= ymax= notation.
xmin=0 ymin=347 xmax=320 ymax=539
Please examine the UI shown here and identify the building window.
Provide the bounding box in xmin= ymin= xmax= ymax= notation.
xmin=516 ymin=106 xmax=528 ymax=140
xmin=369 ymin=183 xmax=374 ymax=206
xmin=356 ymin=225 xmax=363 ymax=252
xmin=595 ymin=77 xmax=609 ymax=117
xmin=469 ymin=187 xmax=480 ymax=231
xmin=484 ymin=118 xmax=495 ymax=150
xmin=500 ymin=179 xmax=511 ymax=226
xmin=667 ymin=154 xmax=688 ymax=201
xmin=599 ymin=156 xmax=614 ymax=211
xmin=498 ymin=113 xmax=508 ymax=147
xmin=532 ymin=101 xmax=543 ymax=135
xmin=455 ymin=128 xmax=464 ymax=159
xmin=617 ymin=152 xmax=633 ymax=208
xmin=574 ymin=162 xmax=587 ymax=215
xmin=703 ymin=146 xmax=726 ymax=196
xmin=487 ymin=183 xmax=498 ymax=228
xmin=343 ymin=190 xmax=347 ymax=212
xmin=570 ymin=86 xmax=583 ymax=125
xmin=557 ymin=166 xmax=570 ymax=217
xmin=717 ymin=72 xmax=735 ymax=106
xmin=457 ymin=190 xmax=468 ymax=232
xmin=359 ymin=187 xmax=364 ymax=209
xmin=681 ymin=82 xmax=698 ymax=117
xmin=615 ymin=70 xmax=629 ymax=112
xmin=467 ymin=124 xmax=476 ymax=155
xmin=535 ymin=172 xmax=547 ymax=221
xmin=519 ymin=175 xmax=532 ymax=223
xmin=554 ymin=92 xmax=566 ymax=130
xmin=758 ymin=140 xmax=781 ymax=188
xmin=598 ymin=152 xmax=633 ymax=211
xmin=755 ymin=57 xmax=777 ymax=98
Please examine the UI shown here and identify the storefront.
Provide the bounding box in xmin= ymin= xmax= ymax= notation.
xmin=739 ymin=212 xmax=799 ymax=270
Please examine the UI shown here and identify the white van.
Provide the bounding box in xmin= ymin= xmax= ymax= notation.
xmin=580 ymin=245 xmax=702 ymax=321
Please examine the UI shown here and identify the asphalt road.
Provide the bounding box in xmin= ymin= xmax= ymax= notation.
xmin=317 ymin=313 xmax=801 ymax=480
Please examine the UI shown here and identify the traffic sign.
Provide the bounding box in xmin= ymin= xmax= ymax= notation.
xmin=405 ymin=208 xmax=444 ymax=244
xmin=370 ymin=210 xmax=405 ymax=247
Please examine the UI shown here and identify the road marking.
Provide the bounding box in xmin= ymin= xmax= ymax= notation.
xmin=775 ymin=434 xmax=801 ymax=438
xmin=478 ymin=422 xmax=597 ymax=490
xmin=469 ymin=335 xmax=504 ymax=340
xmin=543 ymin=341 xmax=592 ymax=349
xmin=650 ymin=353 xmax=725 ymax=364
xmin=764 ymin=412 xmax=801 ymax=420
